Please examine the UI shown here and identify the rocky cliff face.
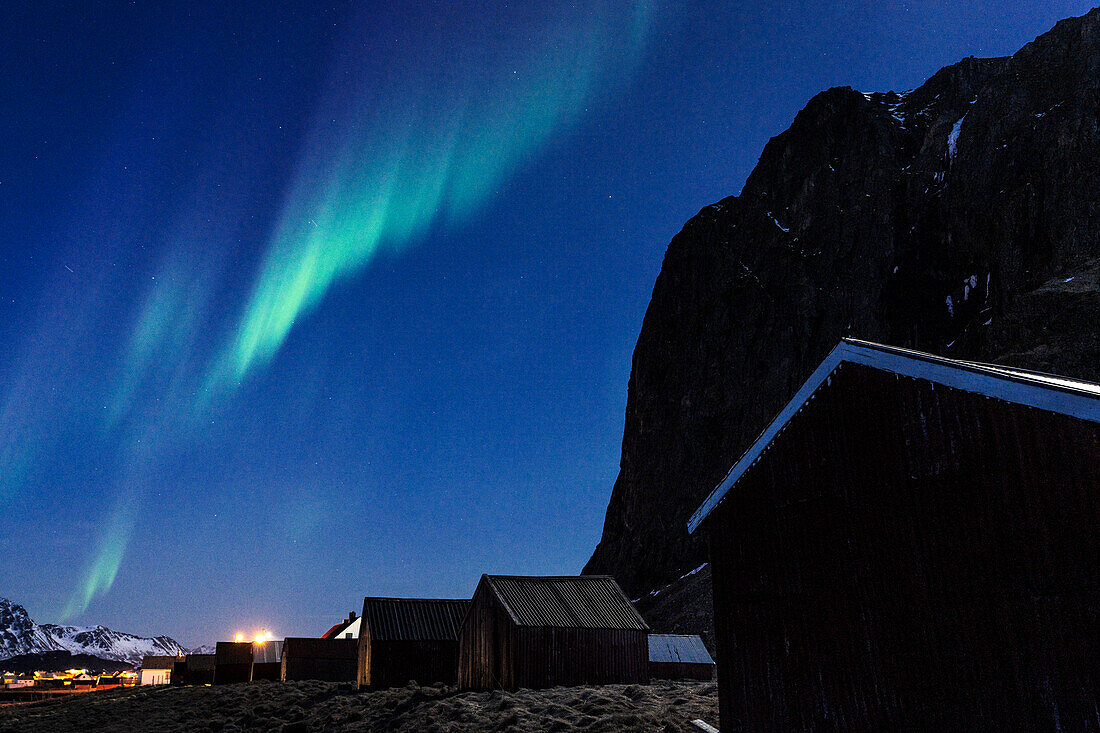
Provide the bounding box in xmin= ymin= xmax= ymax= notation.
xmin=586 ymin=8 xmax=1100 ymax=620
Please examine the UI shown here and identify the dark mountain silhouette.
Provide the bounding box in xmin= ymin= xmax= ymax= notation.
xmin=585 ymin=8 xmax=1100 ymax=642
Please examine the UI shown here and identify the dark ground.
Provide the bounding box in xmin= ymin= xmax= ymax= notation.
xmin=0 ymin=679 xmax=718 ymax=732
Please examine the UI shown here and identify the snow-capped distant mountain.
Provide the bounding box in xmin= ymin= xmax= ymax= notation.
xmin=0 ymin=598 xmax=186 ymax=666
xmin=41 ymin=623 xmax=186 ymax=667
xmin=188 ymin=643 xmax=216 ymax=655
xmin=0 ymin=598 xmax=62 ymax=659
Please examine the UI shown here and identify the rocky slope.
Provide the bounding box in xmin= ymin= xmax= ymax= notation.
xmin=587 ymin=8 xmax=1100 ymax=636
xmin=0 ymin=598 xmax=185 ymax=666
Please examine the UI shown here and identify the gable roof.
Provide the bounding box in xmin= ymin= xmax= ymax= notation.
xmin=320 ymin=621 xmax=346 ymax=640
xmin=689 ymin=338 xmax=1100 ymax=533
xmin=321 ymin=611 xmax=359 ymax=639
xmin=360 ymin=597 xmax=470 ymax=642
xmin=648 ymin=634 xmax=714 ymax=665
xmin=481 ymin=575 xmax=649 ymax=630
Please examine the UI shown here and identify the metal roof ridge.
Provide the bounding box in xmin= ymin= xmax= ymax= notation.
xmin=688 ymin=338 xmax=1100 ymax=533
xmin=361 ymin=596 xmax=469 ymax=603
xmin=482 ymin=574 xmax=616 ymax=581
xmin=481 ymin=575 xmax=522 ymax=626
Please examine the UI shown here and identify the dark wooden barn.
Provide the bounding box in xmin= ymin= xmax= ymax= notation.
xmin=281 ymin=637 xmax=358 ymax=682
xmin=213 ymin=641 xmax=253 ymax=684
xmin=457 ymin=574 xmax=650 ymax=690
xmin=357 ymin=597 xmax=471 ymax=689
xmin=182 ymin=653 xmax=215 ymax=684
xmin=647 ymin=634 xmax=715 ymax=680
xmin=688 ymin=338 xmax=1100 ymax=731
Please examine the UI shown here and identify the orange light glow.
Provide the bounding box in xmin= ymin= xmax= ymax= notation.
xmin=254 ymin=629 xmax=268 ymax=644
xmin=234 ymin=633 xmax=245 ymax=643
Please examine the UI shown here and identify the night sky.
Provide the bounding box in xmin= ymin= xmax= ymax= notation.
xmin=2 ymin=1 xmax=1093 ymax=647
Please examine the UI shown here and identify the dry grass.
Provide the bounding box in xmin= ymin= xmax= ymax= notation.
xmin=0 ymin=679 xmax=719 ymax=732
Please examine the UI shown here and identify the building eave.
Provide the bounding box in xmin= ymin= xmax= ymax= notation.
xmin=687 ymin=338 xmax=1100 ymax=534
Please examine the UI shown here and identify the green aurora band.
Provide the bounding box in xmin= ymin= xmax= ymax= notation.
xmin=65 ymin=2 xmax=656 ymax=618
xmin=208 ymin=2 xmax=654 ymax=390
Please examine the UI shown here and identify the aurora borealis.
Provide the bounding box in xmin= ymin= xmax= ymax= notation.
xmin=211 ymin=4 xmax=651 ymax=389
xmin=2 ymin=1 xmax=1092 ymax=645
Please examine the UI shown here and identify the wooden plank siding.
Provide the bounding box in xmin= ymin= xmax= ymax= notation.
xmin=182 ymin=654 xmax=215 ymax=685
xmin=706 ymin=362 xmax=1100 ymax=731
xmin=356 ymin=598 xmax=469 ymax=689
xmin=648 ymin=661 xmax=715 ymax=681
xmin=458 ymin=576 xmax=649 ymax=690
xmin=213 ymin=642 xmax=253 ymax=685
xmin=281 ymin=638 xmax=358 ymax=682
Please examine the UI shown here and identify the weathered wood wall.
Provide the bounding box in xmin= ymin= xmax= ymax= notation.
xmin=281 ymin=638 xmax=357 ymax=682
xmin=358 ymin=635 xmax=460 ymax=689
xmin=648 ymin=661 xmax=715 ymax=681
xmin=707 ymin=363 xmax=1100 ymax=731
xmin=213 ymin=642 xmax=253 ymax=685
xmin=458 ymin=584 xmax=648 ymax=690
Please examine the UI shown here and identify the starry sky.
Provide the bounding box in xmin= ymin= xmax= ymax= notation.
xmin=2 ymin=1 xmax=1093 ymax=647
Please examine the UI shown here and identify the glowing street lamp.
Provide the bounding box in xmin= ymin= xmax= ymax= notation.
xmin=234 ymin=633 xmax=245 ymax=643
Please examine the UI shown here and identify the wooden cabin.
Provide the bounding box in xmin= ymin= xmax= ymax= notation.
xmin=357 ymin=597 xmax=471 ymax=689
xmin=213 ymin=642 xmax=253 ymax=684
xmin=181 ymin=654 xmax=215 ymax=685
xmin=647 ymin=634 xmax=714 ymax=680
xmin=688 ymin=338 xmax=1100 ymax=731
xmin=457 ymin=574 xmax=650 ymax=690
xmin=139 ymin=655 xmax=180 ymax=685
xmin=281 ymin=637 xmax=358 ymax=682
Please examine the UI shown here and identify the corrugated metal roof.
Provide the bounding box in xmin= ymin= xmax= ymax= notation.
xmin=361 ymin=597 xmax=471 ymax=642
xmin=252 ymin=640 xmax=283 ymax=663
xmin=648 ymin=634 xmax=714 ymax=664
xmin=483 ymin=575 xmax=649 ymax=630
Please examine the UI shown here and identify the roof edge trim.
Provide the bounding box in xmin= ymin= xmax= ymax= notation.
xmin=687 ymin=339 xmax=1100 ymax=533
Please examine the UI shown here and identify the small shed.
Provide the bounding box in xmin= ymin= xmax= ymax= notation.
xmin=357 ymin=597 xmax=471 ymax=689
xmin=647 ymin=634 xmax=715 ymax=680
xmin=182 ymin=654 xmax=215 ymax=685
xmin=139 ymin=655 xmax=180 ymax=685
xmin=213 ymin=642 xmax=253 ymax=684
xmin=281 ymin=637 xmax=358 ymax=682
xmin=251 ymin=640 xmax=283 ymax=681
xmin=689 ymin=339 xmax=1100 ymax=731
xmin=457 ymin=574 xmax=650 ymax=690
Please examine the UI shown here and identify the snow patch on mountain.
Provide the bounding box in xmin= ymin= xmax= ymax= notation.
xmin=0 ymin=598 xmax=185 ymax=666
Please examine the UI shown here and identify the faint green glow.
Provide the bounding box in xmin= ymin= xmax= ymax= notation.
xmin=107 ymin=251 xmax=209 ymax=434
xmin=62 ymin=503 xmax=133 ymax=620
xmin=0 ymin=439 xmax=31 ymax=507
xmin=208 ymin=2 xmax=656 ymax=390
